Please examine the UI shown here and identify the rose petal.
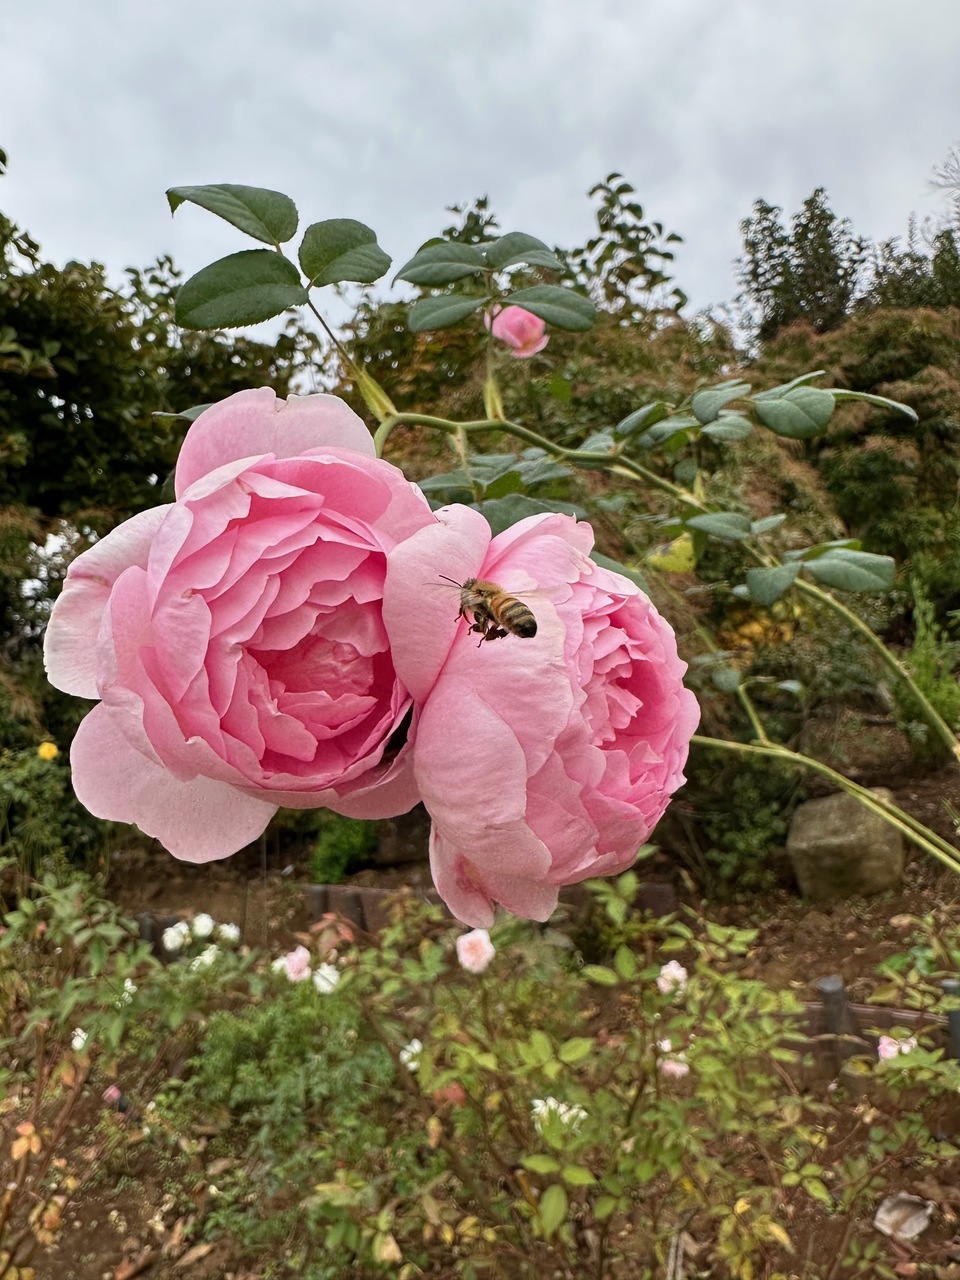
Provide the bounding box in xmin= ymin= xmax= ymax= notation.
xmin=71 ymin=704 xmax=276 ymax=861
xmin=43 ymin=506 xmax=172 ymax=697
xmin=175 ymin=389 xmax=375 ymax=495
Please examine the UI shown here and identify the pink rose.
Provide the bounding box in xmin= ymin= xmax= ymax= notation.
xmin=274 ymin=945 xmax=312 ymax=982
xmin=43 ymin=388 xmax=436 ymax=862
xmin=657 ymin=1039 xmax=690 ymax=1080
xmin=383 ymin=505 xmax=699 ymax=926
xmin=484 ymin=306 xmax=549 ymax=358
xmin=455 ymin=927 xmax=496 ymax=973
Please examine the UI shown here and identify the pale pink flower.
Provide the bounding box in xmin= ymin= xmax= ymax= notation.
xmin=485 ymin=306 xmax=549 ymax=358
xmin=44 ymin=388 xmax=437 ymax=862
xmin=877 ymin=1034 xmax=917 ymax=1060
xmin=383 ymin=505 xmax=699 ymax=926
xmin=102 ymin=1085 xmax=122 ymax=1106
xmin=455 ymin=928 xmax=496 ymax=973
xmin=274 ymin=945 xmax=312 ymax=982
xmin=656 ymin=961 xmax=688 ymax=996
xmin=657 ymin=1038 xmax=690 ymax=1079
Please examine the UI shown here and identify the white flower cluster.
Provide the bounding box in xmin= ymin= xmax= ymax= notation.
xmin=531 ymin=1096 xmax=587 ymax=1134
xmin=161 ymin=914 xmax=241 ymax=965
xmin=399 ymin=1038 xmax=422 ymax=1073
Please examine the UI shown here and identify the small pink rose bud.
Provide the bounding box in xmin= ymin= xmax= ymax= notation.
xmin=485 ymin=306 xmax=549 ymax=358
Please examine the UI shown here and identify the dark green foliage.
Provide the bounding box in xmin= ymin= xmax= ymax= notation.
xmin=308 ymin=814 xmax=379 ymax=884
xmin=683 ymin=753 xmax=797 ymax=896
xmin=737 ymin=188 xmax=870 ymax=342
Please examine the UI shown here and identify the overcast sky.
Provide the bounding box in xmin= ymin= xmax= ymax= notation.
xmin=2 ymin=1 xmax=959 ymax=322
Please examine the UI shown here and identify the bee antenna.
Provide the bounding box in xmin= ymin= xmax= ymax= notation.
xmin=437 ymin=574 xmax=462 ymax=587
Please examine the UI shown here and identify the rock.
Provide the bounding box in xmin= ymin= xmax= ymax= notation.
xmin=786 ymin=788 xmax=905 ymax=901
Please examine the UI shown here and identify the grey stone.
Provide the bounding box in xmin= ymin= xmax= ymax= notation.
xmin=786 ymin=788 xmax=905 ymax=901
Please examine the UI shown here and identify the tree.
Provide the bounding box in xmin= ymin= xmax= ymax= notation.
xmin=737 ymin=188 xmax=870 ymax=342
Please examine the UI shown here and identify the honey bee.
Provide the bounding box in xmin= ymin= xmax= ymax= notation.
xmin=439 ymin=576 xmax=538 ymax=644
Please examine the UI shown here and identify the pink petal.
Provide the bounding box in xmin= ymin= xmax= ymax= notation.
xmin=43 ymin=505 xmax=172 ymax=697
xmin=383 ymin=504 xmax=491 ymax=702
xmin=175 ymin=389 xmax=375 ymax=496
xmin=71 ymin=705 xmax=276 ymax=861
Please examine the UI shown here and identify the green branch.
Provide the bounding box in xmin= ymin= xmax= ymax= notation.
xmin=693 ymin=734 xmax=960 ymax=874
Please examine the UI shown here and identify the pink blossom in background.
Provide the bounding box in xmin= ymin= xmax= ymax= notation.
xmin=484 ymin=306 xmax=549 ymax=358
xmin=455 ymin=928 xmax=496 ymax=973
xmin=877 ymin=1034 xmax=917 ymax=1060
xmin=383 ymin=505 xmax=700 ymax=927
xmin=657 ymin=1039 xmax=690 ymax=1079
xmin=44 ymin=389 xmax=436 ymax=862
xmin=102 ymin=1085 xmax=122 ymax=1106
xmin=274 ymin=945 xmax=312 ymax=982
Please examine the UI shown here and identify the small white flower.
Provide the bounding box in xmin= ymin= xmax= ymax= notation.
xmin=531 ymin=1096 xmax=586 ymax=1134
xmin=71 ymin=1027 xmax=88 ymax=1052
xmin=191 ymin=913 xmax=215 ymax=940
xmin=312 ymin=962 xmax=340 ymax=994
xmin=656 ymin=961 xmax=688 ymax=996
xmin=190 ymin=943 xmax=219 ymax=971
xmin=215 ymin=922 xmax=241 ymax=945
xmin=399 ymin=1039 xmax=422 ymax=1073
xmin=162 ymin=921 xmax=191 ymax=953
xmin=115 ymin=977 xmax=137 ymax=1008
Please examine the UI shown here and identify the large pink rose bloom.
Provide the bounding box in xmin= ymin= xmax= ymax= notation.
xmin=43 ymin=388 xmax=434 ymax=861
xmin=384 ymin=506 xmax=700 ymax=927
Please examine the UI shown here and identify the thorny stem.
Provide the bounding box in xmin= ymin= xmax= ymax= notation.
xmin=693 ymin=734 xmax=960 ymax=873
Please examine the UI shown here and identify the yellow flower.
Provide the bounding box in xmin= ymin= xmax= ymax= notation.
xmin=37 ymin=742 xmax=59 ymax=761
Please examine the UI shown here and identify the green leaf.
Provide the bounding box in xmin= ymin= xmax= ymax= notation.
xmin=395 ymin=243 xmax=487 ymax=286
xmin=581 ymin=964 xmax=619 ymax=986
xmin=298 ymin=219 xmax=390 ymax=286
xmin=538 ymin=1184 xmax=568 ymax=1239
xmin=522 ymin=1154 xmax=562 ymax=1175
xmin=152 ymin=402 xmax=212 ymax=430
xmin=702 ymin=414 xmax=753 ymax=442
xmin=803 ymin=549 xmax=896 ymax=593
xmin=745 ymin=563 xmax=799 ymax=606
xmin=614 ymin=945 xmax=638 ymax=981
xmin=561 ymin=1164 xmax=597 ymax=1187
xmin=529 ymin=1030 xmax=554 ymax=1065
xmin=640 ymin=414 xmax=700 ymax=448
xmin=754 ymin=386 xmax=835 ymax=439
xmin=501 ymin=285 xmax=596 ymax=331
xmin=590 ymin=552 xmax=648 ymax=592
xmin=595 ymin=1195 xmax=620 ymax=1221
xmin=175 ymin=251 xmax=308 ymax=329
xmin=615 ymin=402 xmax=670 ymax=437
xmin=557 ymin=1037 xmax=594 ymax=1065
xmin=483 ymin=232 xmax=565 ymax=272
xmin=691 ymin=381 xmax=751 ymax=424
xmin=166 ymin=183 xmax=298 ymax=244
xmin=831 ymin=388 xmax=918 ymax=422
xmin=751 ymin=514 xmax=787 ymax=535
xmin=474 ymin=495 xmax=586 ymax=536
xmin=711 ymin=666 xmax=742 ymax=693
xmin=685 ymin=512 xmax=752 ymax=541
xmin=408 ymin=294 xmax=484 ymax=333
xmin=752 ymin=371 xmax=826 ymax=399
